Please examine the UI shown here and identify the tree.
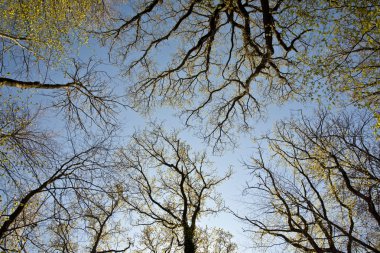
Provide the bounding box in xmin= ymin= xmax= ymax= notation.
xmin=117 ymin=125 xmax=232 ymax=253
xmin=0 ymin=0 xmax=104 ymax=59
xmin=96 ymin=0 xmax=380 ymax=145
xmin=0 ymin=95 xmax=130 ymax=252
xmin=240 ymin=109 xmax=380 ymax=252
xmin=0 ymin=0 xmax=120 ymax=131
xmin=133 ymin=226 xmax=238 ymax=253
xmin=133 ymin=225 xmax=184 ymax=253
xmin=101 ymin=0 xmax=311 ymax=148
xmin=196 ymin=227 xmax=238 ymax=253
xmin=41 ymin=180 xmax=131 ymax=253
xmin=0 ymin=3 xmax=131 ymax=250
xmin=296 ymin=0 xmax=380 ymax=128
xmin=0 ymin=95 xmax=52 ymax=167
xmin=0 ymin=137 xmax=120 ymax=251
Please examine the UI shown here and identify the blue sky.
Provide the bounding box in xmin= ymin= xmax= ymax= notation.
xmin=0 ymin=37 xmax=327 ymax=250
xmin=2 ymin=2 xmax=369 ymax=250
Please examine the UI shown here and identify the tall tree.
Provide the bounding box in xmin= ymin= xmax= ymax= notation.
xmin=0 ymin=0 xmax=119 ymax=131
xmin=133 ymin=226 xmax=238 ymax=253
xmin=0 ymin=0 xmax=103 ymax=59
xmin=102 ymin=0 xmax=311 ymax=148
xmin=0 ymin=96 xmax=129 ymax=252
xmin=117 ymin=125 xmax=232 ymax=253
xmin=195 ymin=227 xmax=238 ymax=253
xmin=297 ymin=0 xmax=380 ymax=128
xmin=240 ymin=109 xmax=380 ymax=252
xmin=98 ymin=0 xmax=380 ymax=145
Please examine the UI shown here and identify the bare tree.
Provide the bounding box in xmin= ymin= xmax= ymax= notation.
xmin=0 ymin=0 xmax=121 ymax=132
xmin=0 ymin=137 xmax=118 ymax=251
xmin=196 ymin=227 xmax=238 ymax=253
xmin=240 ymin=109 xmax=380 ymax=252
xmin=133 ymin=225 xmax=238 ymax=253
xmin=43 ymin=182 xmax=131 ymax=253
xmin=117 ymin=125 xmax=232 ymax=253
xmin=100 ymin=0 xmax=311 ymax=148
xmin=0 ymin=97 xmax=130 ymax=251
xmin=80 ymin=187 xmax=132 ymax=253
xmin=0 ymin=58 xmax=121 ymax=132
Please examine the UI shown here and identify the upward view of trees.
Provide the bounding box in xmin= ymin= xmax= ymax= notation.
xmin=0 ymin=0 xmax=119 ymax=131
xmin=117 ymin=126 xmax=233 ymax=253
xmin=241 ymin=110 xmax=380 ymax=252
xmin=104 ymin=0 xmax=310 ymax=147
xmin=1 ymin=0 xmax=378 ymax=252
xmin=0 ymin=98 xmax=127 ymax=252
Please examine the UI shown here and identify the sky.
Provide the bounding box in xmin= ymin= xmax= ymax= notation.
xmin=0 ymin=31 xmax=334 ymax=251
xmin=1 ymin=2 xmax=373 ymax=252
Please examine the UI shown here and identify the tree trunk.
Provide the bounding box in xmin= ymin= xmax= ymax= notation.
xmin=183 ymin=226 xmax=195 ymax=253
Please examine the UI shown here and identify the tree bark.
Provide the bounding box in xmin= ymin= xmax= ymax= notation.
xmin=0 ymin=77 xmax=77 ymax=89
xmin=183 ymin=226 xmax=195 ymax=253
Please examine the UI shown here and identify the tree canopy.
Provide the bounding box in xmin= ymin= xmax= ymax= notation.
xmin=117 ymin=126 xmax=231 ymax=253
xmin=100 ymin=0 xmax=379 ymax=145
xmin=241 ymin=109 xmax=380 ymax=252
xmin=0 ymin=0 xmax=378 ymax=252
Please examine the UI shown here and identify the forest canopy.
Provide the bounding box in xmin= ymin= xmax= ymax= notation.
xmin=0 ymin=0 xmax=379 ymax=252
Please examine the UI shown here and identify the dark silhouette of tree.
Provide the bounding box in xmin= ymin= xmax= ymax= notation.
xmin=1 ymin=0 xmax=378 ymax=251
xmin=196 ymin=227 xmax=238 ymax=253
xmin=0 ymin=1 xmax=120 ymax=131
xmin=117 ymin=125 xmax=232 ymax=253
xmin=240 ymin=109 xmax=380 ymax=252
xmin=96 ymin=0 xmax=379 ymax=146
xmin=133 ymin=226 xmax=238 ymax=253
xmin=102 ymin=0 xmax=311 ymax=148
xmin=0 ymin=97 xmax=130 ymax=252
